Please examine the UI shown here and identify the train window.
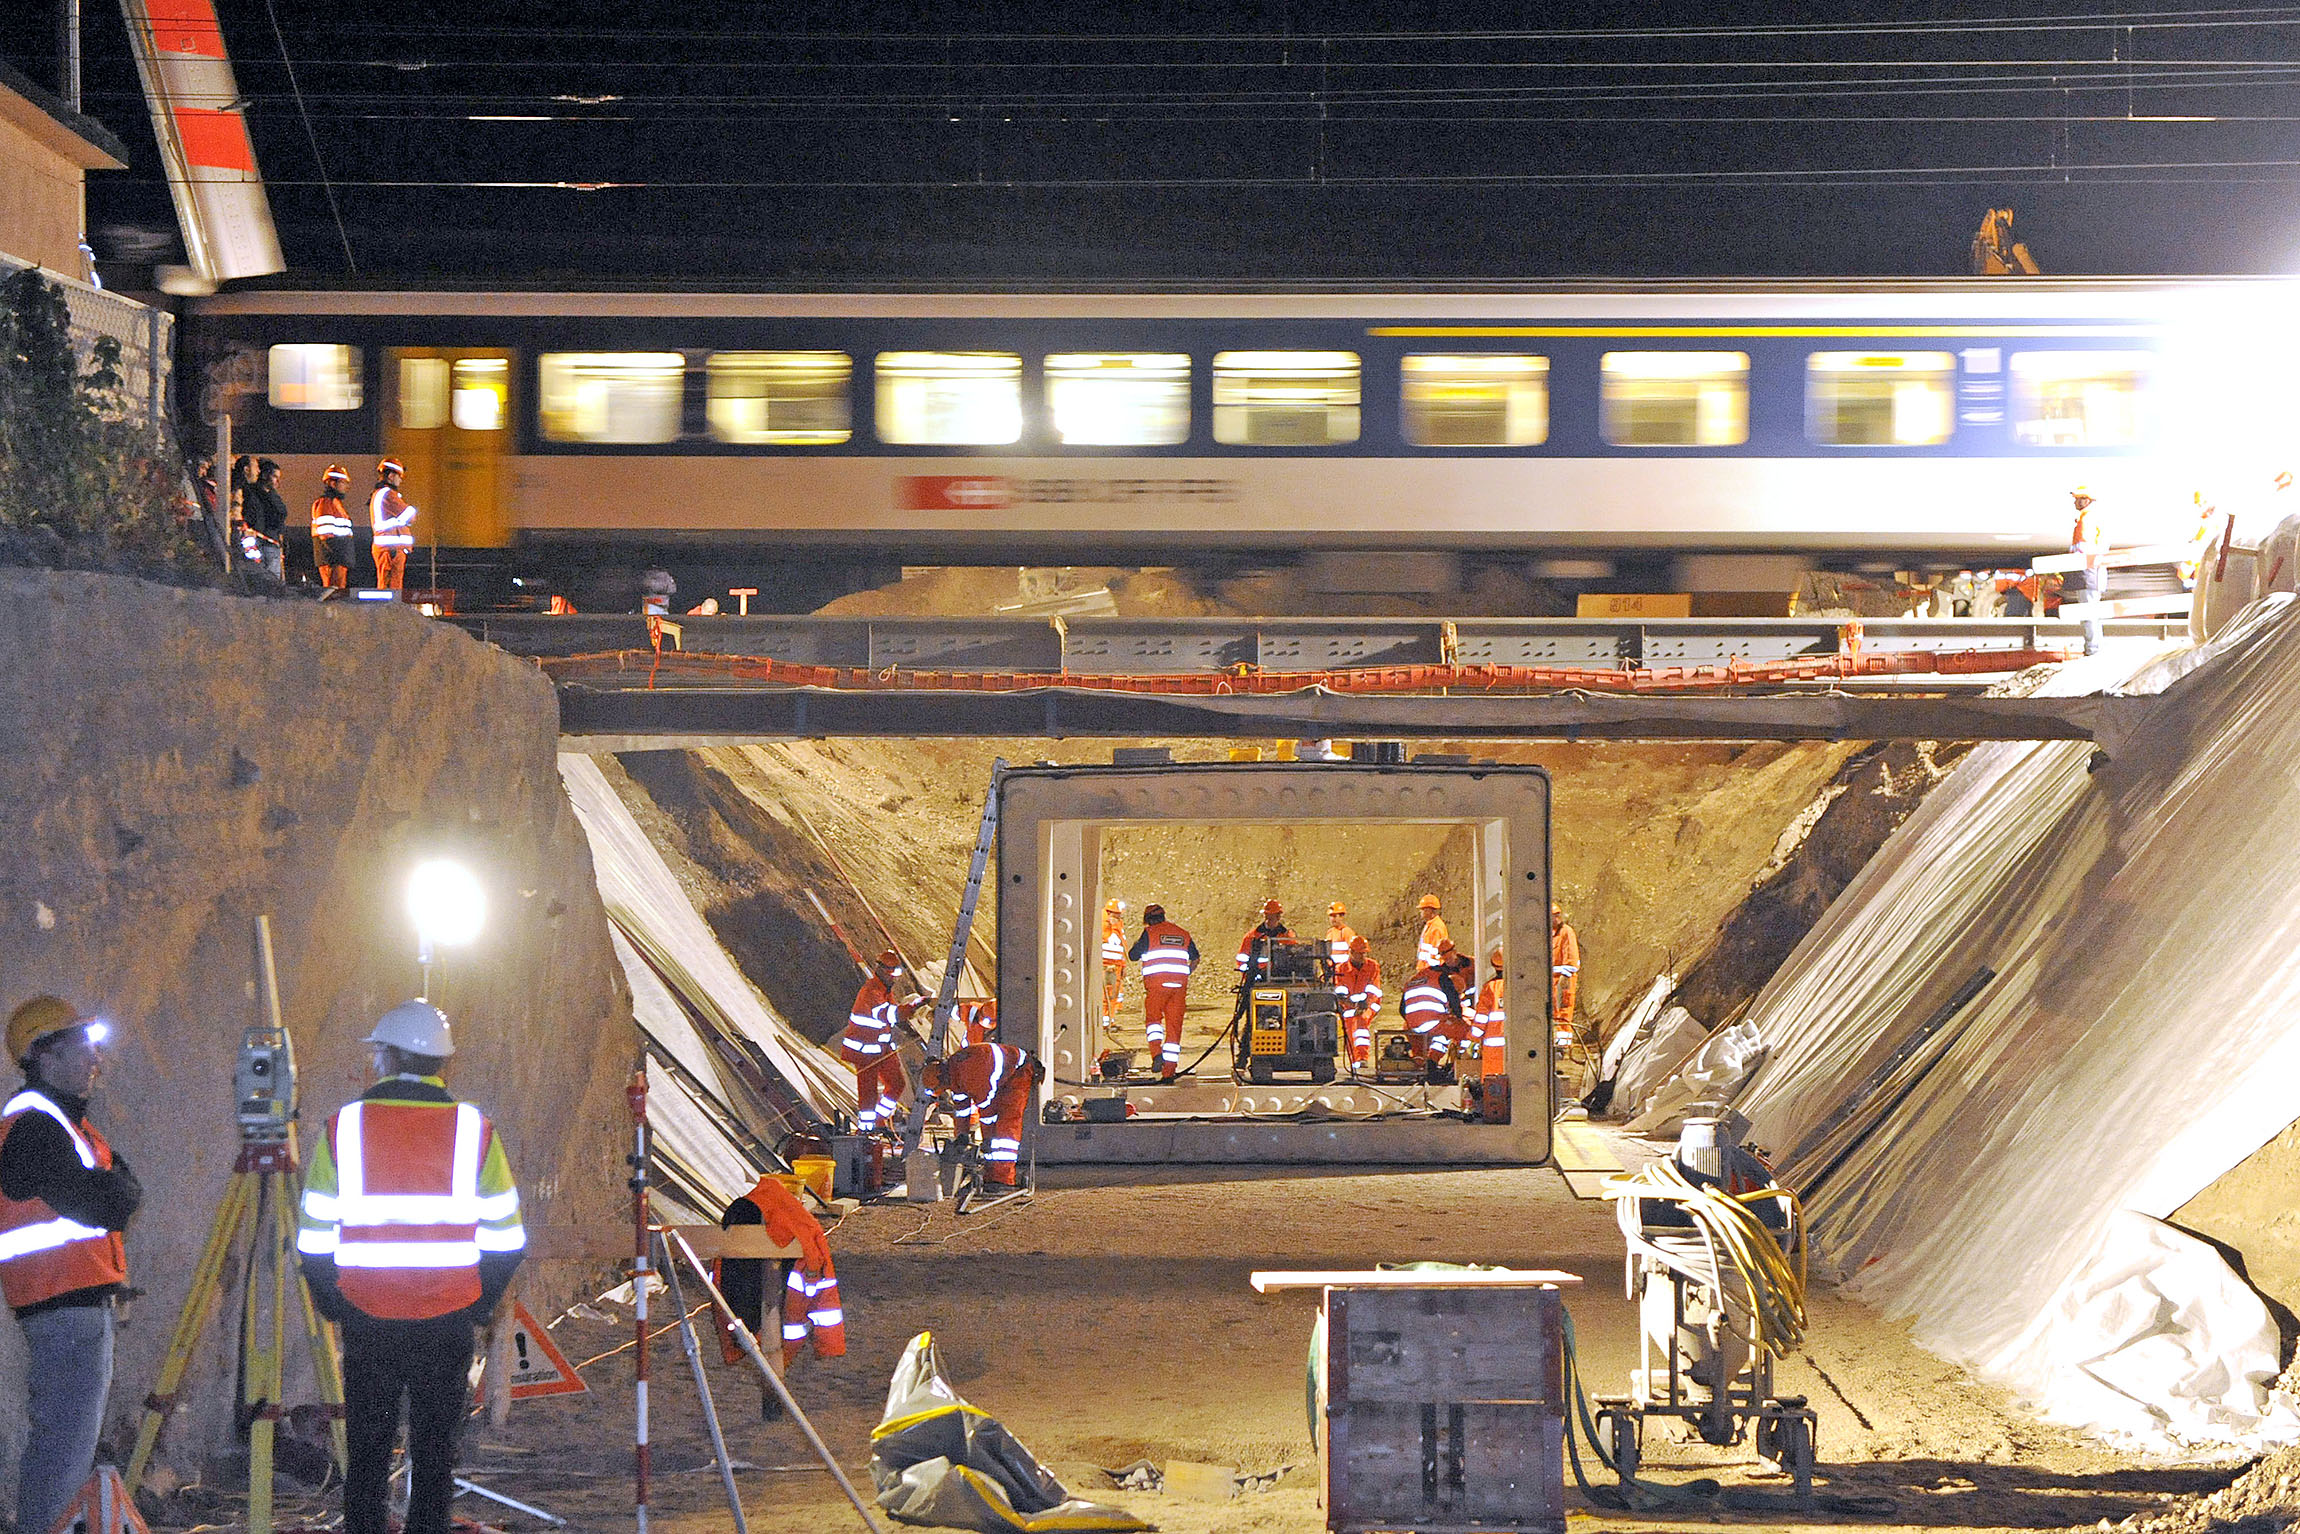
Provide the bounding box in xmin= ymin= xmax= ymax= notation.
xmin=875 ymin=352 xmax=1023 ymax=445
xmin=399 ymin=357 xmax=448 ymax=430
xmin=707 ymin=352 xmax=852 ymax=444
xmin=1806 ymin=352 xmax=1955 ymax=446
xmin=267 ymin=344 xmax=362 ymax=410
xmin=1212 ymin=351 xmax=1361 ymax=446
xmin=1401 ymin=354 xmax=1549 ymax=446
xmin=2009 ymin=351 xmax=2151 ymax=446
xmin=537 ymin=352 xmax=678 ymax=443
xmin=1601 ymin=352 xmax=1749 ymax=446
xmin=1045 ymin=353 xmax=1191 ymax=446
xmin=452 ymin=358 xmax=510 ymax=432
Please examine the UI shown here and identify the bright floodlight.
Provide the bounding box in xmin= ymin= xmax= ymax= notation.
xmin=408 ymin=860 xmax=486 ymax=949
xmin=83 ymin=1020 xmax=109 ymax=1046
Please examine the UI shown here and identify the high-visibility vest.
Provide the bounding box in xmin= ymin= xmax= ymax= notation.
xmin=1552 ymin=923 xmax=1581 ymax=1022
xmin=1418 ymin=915 xmax=1449 ymax=968
xmin=960 ymin=1000 xmax=997 ymax=1047
xmin=1326 ymin=923 xmax=1358 ymax=968
xmin=1102 ymin=915 xmax=1126 ymax=966
xmin=298 ymin=1097 xmax=523 ymax=1321
xmin=1334 ymin=958 xmax=1383 ymax=1017
xmin=370 ymin=485 xmax=417 ymax=547
xmin=310 ymin=492 xmax=354 ymax=540
xmin=0 ymin=1091 xmax=128 ymax=1311
xmin=1476 ymin=977 xmax=1507 ymax=1054
xmin=1401 ymin=967 xmax=1454 ymax=1034
xmin=935 ymin=1044 xmax=1041 ymax=1172
xmin=1133 ymin=922 xmax=1198 ymax=988
xmin=1236 ymin=925 xmax=1294 ymax=974
xmin=842 ymin=977 xmax=904 ymax=1067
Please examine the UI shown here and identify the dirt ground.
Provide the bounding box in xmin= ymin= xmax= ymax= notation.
xmin=437 ymin=1157 xmax=2237 ymax=1534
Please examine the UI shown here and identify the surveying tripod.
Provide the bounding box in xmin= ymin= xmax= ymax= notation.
xmin=125 ymin=917 xmax=347 ymax=1534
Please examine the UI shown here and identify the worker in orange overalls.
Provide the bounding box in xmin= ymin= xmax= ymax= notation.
xmin=1334 ymin=935 xmax=1383 ymax=1072
xmin=1324 ymin=903 xmax=1358 ymax=968
xmin=1235 ymin=899 xmax=1294 ymax=981
xmin=368 ymin=458 xmax=417 ymax=592
xmin=841 ymin=950 xmax=921 ymax=1136
xmin=1128 ymin=904 xmax=1199 ymax=1081
xmin=1415 ymin=895 xmax=1449 ymax=967
xmin=1551 ymin=904 xmax=1581 ymax=1047
xmin=923 ymin=1042 xmax=1045 ymax=1186
xmin=1473 ymin=947 xmax=1508 ymax=1077
xmin=1400 ymin=942 xmax=1467 ymax=1082
xmin=310 ymin=464 xmax=355 ymax=597
xmin=716 ymin=1172 xmax=843 ymax=1418
xmin=1099 ymin=899 xmax=1126 ymax=1037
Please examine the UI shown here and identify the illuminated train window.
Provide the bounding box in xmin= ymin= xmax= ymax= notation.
xmin=267 ymin=344 xmax=362 ymax=410
xmin=452 ymin=358 xmax=510 ymax=432
xmin=1601 ymin=352 xmax=1749 ymax=446
xmin=875 ymin=352 xmax=1023 ymax=445
xmin=538 ymin=353 xmax=678 ymax=442
xmin=1402 ymin=354 xmax=1549 ymax=446
xmin=399 ymin=357 xmax=448 ymax=429
xmin=707 ymin=352 xmax=852 ymax=444
xmin=1213 ymin=351 xmax=1360 ymax=446
xmin=1806 ymin=352 xmax=1955 ymax=446
xmin=1045 ymin=354 xmax=1190 ymax=446
xmin=2010 ymin=351 xmax=2151 ymax=446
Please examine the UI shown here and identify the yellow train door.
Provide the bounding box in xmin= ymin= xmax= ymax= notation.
xmin=379 ymin=348 xmax=514 ymax=550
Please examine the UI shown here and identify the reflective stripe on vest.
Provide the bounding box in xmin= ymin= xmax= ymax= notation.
xmin=1401 ymin=981 xmax=1450 ymax=1024
xmin=330 ymin=1101 xmax=485 ymax=1272
xmin=0 ymin=1092 xmax=128 ymax=1308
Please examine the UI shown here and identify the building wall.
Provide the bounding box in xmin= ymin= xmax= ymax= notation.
xmin=0 ymin=108 xmax=91 ymax=276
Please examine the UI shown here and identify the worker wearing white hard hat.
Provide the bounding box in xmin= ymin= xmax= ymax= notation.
xmin=298 ymin=1002 xmax=525 ymax=1534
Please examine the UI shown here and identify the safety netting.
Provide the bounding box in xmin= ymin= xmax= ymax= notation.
xmin=1637 ymin=600 xmax=2300 ymax=1454
xmin=560 ymin=753 xmax=854 ymax=1220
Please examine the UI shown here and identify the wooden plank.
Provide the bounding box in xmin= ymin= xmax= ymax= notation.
xmin=1560 ymin=1169 xmax=1618 ymax=1199
xmin=1551 ymin=1121 xmax=1623 ymax=1173
xmin=1254 ymin=1268 xmax=1581 ymax=1292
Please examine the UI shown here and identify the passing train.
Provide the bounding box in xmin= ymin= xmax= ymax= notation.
xmin=183 ymin=279 xmax=2291 ymax=601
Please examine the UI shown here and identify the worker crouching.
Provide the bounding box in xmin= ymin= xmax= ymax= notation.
xmin=297 ymin=1002 xmax=526 ymax=1534
xmin=923 ymin=1042 xmax=1045 ymax=1187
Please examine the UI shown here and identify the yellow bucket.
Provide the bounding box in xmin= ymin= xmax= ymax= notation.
xmin=791 ymin=1156 xmax=836 ymax=1202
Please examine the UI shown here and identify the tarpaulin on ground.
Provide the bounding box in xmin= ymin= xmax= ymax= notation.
xmin=1662 ymin=606 xmax=2300 ymax=1453
xmin=871 ymin=1332 xmax=1148 ymax=1532
xmin=561 ymin=752 xmax=853 ymax=1118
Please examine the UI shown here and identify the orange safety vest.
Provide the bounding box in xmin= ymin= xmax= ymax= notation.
xmin=842 ymin=976 xmax=905 ymax=1068
xmin=323 ymin=1099 xmax=496 ymax=1320
xmin=370 ymin=484 xmax=417 ymax=547
xmin=1102 ymin=914 xmax=1126 ymax=966
xmin=1401 ymin=965 xmax=1454 ymax=1033
xmin=1326 ymin=923 xmax=1359 ymax=968
xmin=1475 ymin=976 xmax=1508 ymax=1071
xmin=0 ymin=1091 xmax=128 ymax=1311
xmin=1334 ymin=957 xmax=1383 ymax=1016
xmin=1236 ymin=924 xmax=1295 ymax=974
xmin=1418 ymin=915 xmax=1450 ymax=967
xmin=960 ymin=999 xmax=998 ymax=1047
xmin=1134 ymin=921 xmax=1197 ymax=988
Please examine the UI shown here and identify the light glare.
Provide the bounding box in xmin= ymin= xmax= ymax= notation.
xmin=409 ymin=860 xmax=486 ymax=948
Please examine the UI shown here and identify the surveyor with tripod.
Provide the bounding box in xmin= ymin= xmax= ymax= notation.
xmin=297 ymin=1001 xmax=526 ymax=1534
xmin=1 ymin=997 xmax=141 ymax=1534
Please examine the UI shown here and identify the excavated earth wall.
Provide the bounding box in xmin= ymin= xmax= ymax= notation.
xmin=0 ymin=571 xmax=635 ymax=1493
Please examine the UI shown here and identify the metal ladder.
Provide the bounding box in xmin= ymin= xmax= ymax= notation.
xmin=902 ymin=758 xmax=1006 ymax=1165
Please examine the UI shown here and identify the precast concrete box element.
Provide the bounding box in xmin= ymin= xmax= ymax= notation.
xmin=998 ymin=761 xmax=1551 ymax=1165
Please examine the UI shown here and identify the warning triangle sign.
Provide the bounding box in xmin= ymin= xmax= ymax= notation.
xmin=494 ymin=1299 xmax=588 ymax=1400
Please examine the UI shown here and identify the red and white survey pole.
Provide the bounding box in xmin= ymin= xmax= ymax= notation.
xmin=627 ymin=1070 xmax=652 ymax=1534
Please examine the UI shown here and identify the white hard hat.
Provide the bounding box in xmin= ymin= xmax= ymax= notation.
xmin=366 ymin=1000 xmax=455 ymax=1057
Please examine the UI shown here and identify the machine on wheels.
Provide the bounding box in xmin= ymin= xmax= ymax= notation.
xmin=1233 ymin=937 xmax=1341 ymax=1084
xmin=1594 ymin=1114 xmax=1817 ymax=1505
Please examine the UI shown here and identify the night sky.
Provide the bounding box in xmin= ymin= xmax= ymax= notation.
xmin=10 ymin=1 xmax=2300 ymax=283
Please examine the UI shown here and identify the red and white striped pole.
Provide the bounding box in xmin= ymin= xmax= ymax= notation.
xmin=627 ymin=1071 xmax=652 ymax=1534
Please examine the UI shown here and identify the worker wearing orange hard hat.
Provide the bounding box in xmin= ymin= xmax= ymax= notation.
xmin=1400 ymin=941 xmax=1468 ymax=1082
xmin=369 ymin=459 xmax=417 ymax=592
xmin=1235 ymin=899 xmax=1294 ymax=984
xmin=1551 ymin=904 xmax=1581 ymax=1048
xmin=840 ymin=951 xmax=923 ymax=1137
xmin=1099 ymin=899 xmax=1127 ymax=1038
xmin=1324 ymin=902 xmax=1359 ymax=969
xmin=1334 ymin=935 xmax=1384 ymax=1072
xmin=922 ymin=1041 xmax=1045 ymax=1187
xmin=1127 ymin=904 xmax=1199 ymax=1082
xmin=2 ymin=998 xmax=138 ymax=1534
xmin=1415 ymin=895 xmax=1449 ymax=968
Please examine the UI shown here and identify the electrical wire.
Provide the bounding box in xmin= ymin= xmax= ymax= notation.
xmin=1606 ymin=1158 xmax=1807 ymax=1359
xmin=259 ymin=0 xmax=356 ymax=273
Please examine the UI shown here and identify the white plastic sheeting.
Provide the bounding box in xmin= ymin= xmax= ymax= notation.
xmin=1609 ymin=1006 xmax=1706 ymax=1119
xmin=1624 ymin=1020 xmax=1766 ymax=1139
xmin=1679 ymin=604 xmax=2300 ymax=1454
xmin=560 ymin=754 xmax=854 ymax=1117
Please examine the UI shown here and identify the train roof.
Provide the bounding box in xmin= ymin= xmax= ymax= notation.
xmin=188 ymin=275 xmax=2286 ymax=323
